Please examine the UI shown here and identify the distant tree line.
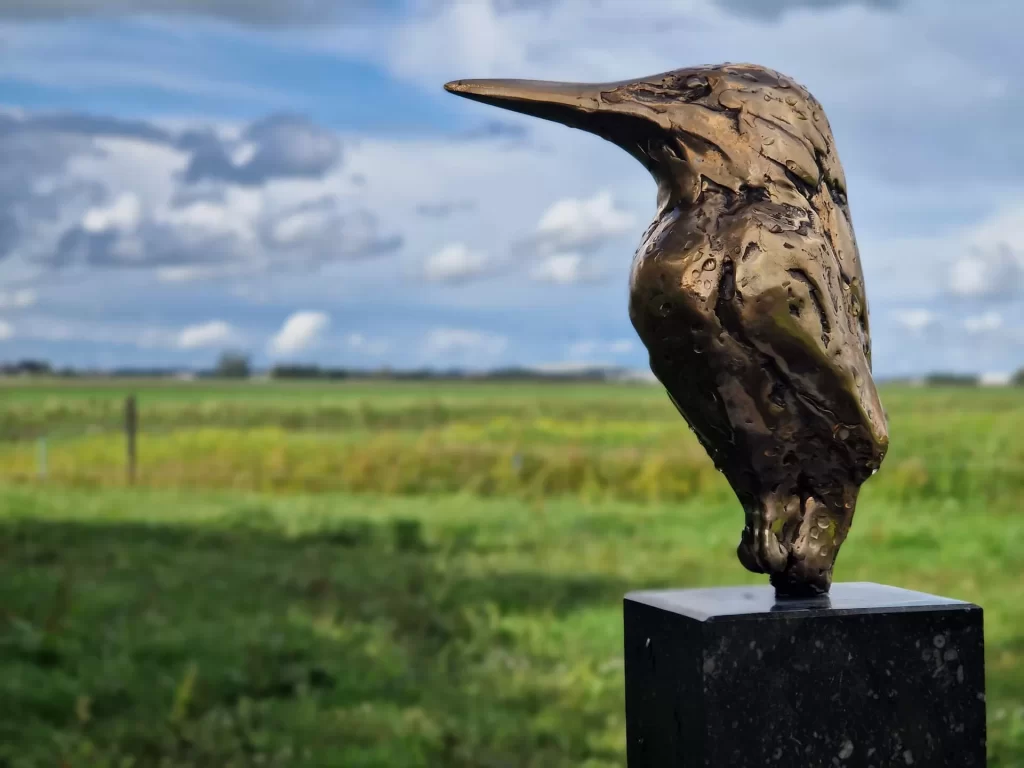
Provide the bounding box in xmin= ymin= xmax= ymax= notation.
xmin=4 ymin=355 xmax=1024 ymax=385
xmin=0 ymin=355 xmax=625 ymax=383
xmin=265 ymin=363 xmax=621 ymax=382
xmin=0 ymin=360 xmax=77 ymax=377
xmin=923 ymin=373 xmax=982 ymax=387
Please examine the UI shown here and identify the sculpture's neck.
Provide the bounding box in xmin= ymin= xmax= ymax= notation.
xmin=656 ymin=178 xmax=735 ymax=228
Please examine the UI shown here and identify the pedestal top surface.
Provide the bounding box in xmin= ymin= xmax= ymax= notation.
xmin=625 ymin=581 xmax=976 ymax=622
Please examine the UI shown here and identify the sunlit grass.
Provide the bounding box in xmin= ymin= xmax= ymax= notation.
xmin=1 ymin=386 xmax=1022 ymax=506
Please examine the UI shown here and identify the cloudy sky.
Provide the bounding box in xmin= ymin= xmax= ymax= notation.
xmin=0 ymin=0 xmax=1021 ymax=376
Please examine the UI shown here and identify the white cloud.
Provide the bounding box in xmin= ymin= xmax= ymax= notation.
xmin=568 ymin=338 xmax=635 ymax=359
xmin=0 ymin=320 xmax=13 ymax=340
xmin=269 ymin=311 xmax=330 ymax=355
xmin=947 ymin=244 xmax=1022 ymax=300
xmin=423 ymin=242 xmax=490 ymax=283
xmin=177 ymin=320 xmax=237 ymax=349
xmin=980 ymin=371 xmax=1012 ymax=386
xmin=268 ymin=206 xmax=332 ymax=246
xmin=155 ymin=196 xmax=259 ymax=242
xmin=530 ymin=360 xmax=610 ymax=374
xmin=231 ymin=141 xmax=259 ymax=167
xmin=0 ymin=289 xmax=37 ymax=309
xmin=865 ymin=203 xmax=1024 ymax=309
xmin=529 ymin=253 xmax=604 ymax=284
xmin=157 ymin=265 xmax=235 ymax=283
xmin=948 ymin=258 xmax=993 ymax=299
xmin=964 ymin=311 xmax=1003 ymax=334
xmin=386 ymin=0 xmax=533 ymax=86
xmin=81 ymin=192 xmax=142 ymax=233
xmin=536 ymin=191 xmax=635 ymax=254
xmin=0 ymin=115 xmax=397 ymax=281
xmin=894 ymin=309 xmax=936 ymax=333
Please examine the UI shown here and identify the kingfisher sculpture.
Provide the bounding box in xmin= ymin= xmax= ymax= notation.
xmin=446 ymin=63 xmax=888 ymax=597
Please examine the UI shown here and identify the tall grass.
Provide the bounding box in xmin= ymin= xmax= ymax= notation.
xmin=1 ymin=384 xmax=1021 ymax=506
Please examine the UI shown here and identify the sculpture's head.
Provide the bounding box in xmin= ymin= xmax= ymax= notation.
xmin=446 ymin=63 xmax=849 ymax=215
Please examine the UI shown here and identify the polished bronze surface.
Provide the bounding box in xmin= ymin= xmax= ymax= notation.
xmin=446 ymin=64 xmax=889 ymax=596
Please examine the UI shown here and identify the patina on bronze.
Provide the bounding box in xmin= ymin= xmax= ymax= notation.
xmin=445 ymin=63 xmax=888 ymax=597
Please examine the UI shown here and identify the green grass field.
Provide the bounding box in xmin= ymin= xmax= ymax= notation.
xmin=1 ymin=380 xmax=1022 ymax=766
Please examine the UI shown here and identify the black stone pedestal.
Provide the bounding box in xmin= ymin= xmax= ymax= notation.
xmin=624 ymin=582 xmax=986 ymax=767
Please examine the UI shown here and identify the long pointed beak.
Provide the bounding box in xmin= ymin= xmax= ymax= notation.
xmin=443 ymin=77 xmax=652 ymax=143
xmin=444 ymin=79 xmax=606 ymax=124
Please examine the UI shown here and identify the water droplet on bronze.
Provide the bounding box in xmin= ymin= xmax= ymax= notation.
xmin=817 ymin=518 xmax=829 ymax=530
xmin=703 ymin=258 xmax=716 ymax=271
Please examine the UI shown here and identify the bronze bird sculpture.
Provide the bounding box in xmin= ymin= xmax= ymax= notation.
xmin=446 ymin=63 xmax=888 ymax=597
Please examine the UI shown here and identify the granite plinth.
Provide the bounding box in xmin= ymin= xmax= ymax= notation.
xmin=624 ymin=582 xmax=986 ymax=767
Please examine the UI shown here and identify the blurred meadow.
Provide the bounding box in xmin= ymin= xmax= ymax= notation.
xmin=0 ymin=379 xmax=1022 ymax=767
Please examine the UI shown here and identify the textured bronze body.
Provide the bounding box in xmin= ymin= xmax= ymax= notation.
xmin=446 ymin=63 xmax=889 ymax=596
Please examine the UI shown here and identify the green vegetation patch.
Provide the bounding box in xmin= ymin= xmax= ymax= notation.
xmin=0 ymin=487 xmax=1021 ymax=767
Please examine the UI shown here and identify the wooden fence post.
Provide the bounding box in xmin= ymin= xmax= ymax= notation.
xmin=37 ymin=436 xmax=47 ymax=481
xmin=125 ymin=395 xmax=137 ymax=485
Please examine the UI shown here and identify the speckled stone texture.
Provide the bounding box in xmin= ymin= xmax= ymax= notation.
xmin=624 ymin=582 xmax=986 ymax=767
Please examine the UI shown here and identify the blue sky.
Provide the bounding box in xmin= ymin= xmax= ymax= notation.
xmin=0 ymin=0 xmax=1022 ymax=377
